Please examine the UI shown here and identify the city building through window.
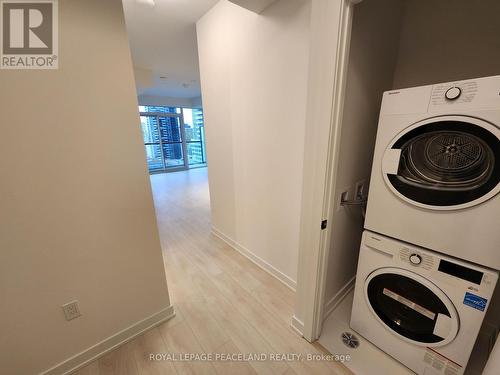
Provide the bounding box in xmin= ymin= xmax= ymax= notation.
xmin=139 ymin=106 xmax=207 ymax=173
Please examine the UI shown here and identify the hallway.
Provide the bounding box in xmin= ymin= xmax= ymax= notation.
xmin=76 ymin=168 xmax=351 ymax=375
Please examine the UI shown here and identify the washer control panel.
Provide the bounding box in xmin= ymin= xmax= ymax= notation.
xmin=364 ymin=231 xmax=498 ymax=298
xmin=400 ymin=247 xmax=434 ymax=270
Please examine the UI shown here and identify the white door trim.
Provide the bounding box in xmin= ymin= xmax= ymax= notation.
xmin=294 ymin=0 xmax=361 ymax=341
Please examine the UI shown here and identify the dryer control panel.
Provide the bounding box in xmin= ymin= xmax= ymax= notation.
xmin=431 ymin=81 xmax=478 ymax=106
xmin=428 ymin=75 xmax=500 ymax=112
xmin=380 ymin=75 xmax=500 ymax=115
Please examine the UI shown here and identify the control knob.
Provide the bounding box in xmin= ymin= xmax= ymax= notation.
xmin=445 ymin=86 xmax=461 ymax=100
xmin=409 ymin=254 xmax=422 ymax=265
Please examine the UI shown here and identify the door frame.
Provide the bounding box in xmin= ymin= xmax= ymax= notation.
xmin=293 ymin=0 xmax=362 ymax=341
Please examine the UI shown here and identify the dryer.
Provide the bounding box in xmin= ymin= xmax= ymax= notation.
xmin=351 ymin=230 xmax=498 ymax=375
xmin=364 ymin=75 xmax=500 ymax=269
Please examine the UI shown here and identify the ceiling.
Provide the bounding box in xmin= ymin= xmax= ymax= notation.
xmin=122 ymin=0 xmax=219 ymax=99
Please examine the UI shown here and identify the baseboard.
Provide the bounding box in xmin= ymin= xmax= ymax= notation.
xmin=291 ymin=315 xmax=304 ymax=336
xmin=211 ymin=226 xmax=296 ymax=291
xmin=323 ymin=276 xmax=355 ymax=321
xmin=40 ymin=305 xmax=176 ymax=375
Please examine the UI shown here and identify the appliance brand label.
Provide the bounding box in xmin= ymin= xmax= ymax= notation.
xmin=463 ymin=292 xmax=487 ymax=311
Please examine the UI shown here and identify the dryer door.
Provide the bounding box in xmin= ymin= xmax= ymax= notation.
xmin=382 ymin=115 xmax=500 ymax=210
xmin=364 ymin=268 xmax=459 ymax=347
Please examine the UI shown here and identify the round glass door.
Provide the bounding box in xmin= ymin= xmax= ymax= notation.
xmin=364 ymin=268 xmax=459 ymax=347
xmin=382 ymin=116 xmax=500 ymax=210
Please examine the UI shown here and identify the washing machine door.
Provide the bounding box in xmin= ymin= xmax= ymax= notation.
xmin=382 ymin=115 xmax=500 ymax=210
xmin=364 ymin=267 xmax=459 ymax=347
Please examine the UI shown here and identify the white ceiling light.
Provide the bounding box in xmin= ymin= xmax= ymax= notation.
xmin=136 ymin=0 xmax=155 ymax=7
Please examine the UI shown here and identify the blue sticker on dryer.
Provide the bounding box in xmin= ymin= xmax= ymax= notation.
xmin=463 ymin=292 xmax=487 ymax=311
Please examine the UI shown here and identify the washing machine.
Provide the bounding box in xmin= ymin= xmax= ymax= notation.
xmin=350 ymin=230 xmax=498 ymax=375
xmin=364 ymin=75 xmax=500 ymax=269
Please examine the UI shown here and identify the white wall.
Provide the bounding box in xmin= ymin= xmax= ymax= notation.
xmin=197 ymin=0 xmax=311 ymax=286
xmin=322 ymin=0 xmax=404 ymax=310
xmin=134 ymin=66 xmax=154 ymax=95
xmin=0 ymin=1 xmax=171 ymax=374
xmin=228 ymin=0 xmax=279 ymax=13
xmin=138 ymin=94 xmax=196 ymax=108
xmin=393 ymin=0 xmax=500 ymax=89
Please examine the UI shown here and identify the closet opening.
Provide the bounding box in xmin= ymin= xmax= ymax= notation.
xmin=297 ymin=1 xmax=500 ymax=374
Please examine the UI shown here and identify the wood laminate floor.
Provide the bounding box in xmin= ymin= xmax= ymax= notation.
xmin=75 ymin=168 xmax=352 ymax=375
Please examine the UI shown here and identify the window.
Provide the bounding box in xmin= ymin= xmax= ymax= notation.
xmin=139 ymin=106 xmax=207 ymax=173
xmin=182 ymin=108 xmax=206 ymax=166
xmin=139 ymin=105 xmax=181 ymax=114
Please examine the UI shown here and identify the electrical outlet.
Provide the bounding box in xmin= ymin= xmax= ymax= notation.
xmin=337 ymin=188 xmax=350 ymax=211
xmin=62 ymin=300 xmax=81 ymax=321
xmin=340 ymin=190 xmax=349 ymax=202
xmin=355 ymin=179 xmax=367 ymax=199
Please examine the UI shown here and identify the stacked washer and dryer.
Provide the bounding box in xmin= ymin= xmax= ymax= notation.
xmin=350 ymin=75 xmax=500 ymax=375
